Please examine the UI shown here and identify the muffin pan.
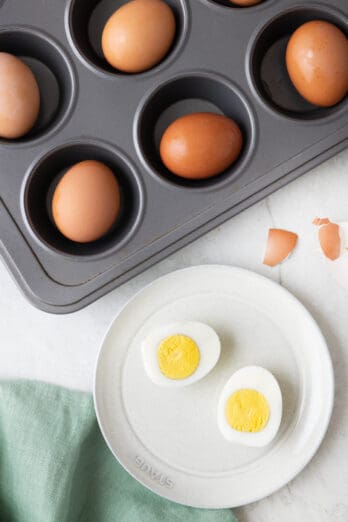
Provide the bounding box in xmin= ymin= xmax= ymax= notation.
xmin=0 ymin=0 xmax=347 ymax=313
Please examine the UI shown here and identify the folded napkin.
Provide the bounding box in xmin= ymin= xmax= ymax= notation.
xmin=0 ymin=381 xmax=237 ymax=522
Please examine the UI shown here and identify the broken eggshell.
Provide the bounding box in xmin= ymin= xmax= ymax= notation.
xmin=313 ymin=218 xmax=341 ymax=261
xmin=328 ymin=222 xmax=348 ymax=291
xmin=263 ymin=228 xmax=298 ymax=267
xmin=312 ymin=217 xmax=330 ymax=226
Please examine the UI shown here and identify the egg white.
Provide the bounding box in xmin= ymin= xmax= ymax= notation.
xmin=217 ymin=366 xmax=282 ymax=447
xmin=141 ymin=321 xmax=221 ymax=387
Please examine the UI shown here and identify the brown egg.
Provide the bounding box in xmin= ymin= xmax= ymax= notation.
xmin=229 ymin=0 xmax=263 ymax=6
xmin=102 ymin=0 xmax=176 ymax=73
xmin=160 ymin=112 xmax=243 ymax=180
xmin=52 ymin=160 xmax=120 ymax=243
xmin=263 ymin=229 xmax=298 ymax=267
xmin=0 ymin=52 xmax=40 ymax=139
xmin=286 ymin=21 xmax=348 ymax=107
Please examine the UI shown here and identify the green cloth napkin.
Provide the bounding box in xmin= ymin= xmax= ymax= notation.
xmin=0 ymin=381 xmax=237 ymax=522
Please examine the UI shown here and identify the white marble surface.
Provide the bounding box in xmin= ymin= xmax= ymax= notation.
xmin=1 ymin=149 xmax=348 ymax=521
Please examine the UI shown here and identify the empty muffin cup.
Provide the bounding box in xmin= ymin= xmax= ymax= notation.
xmin=134 ymin=72 xmax=256 ymax=189
xmin=248 ymin=6 xmax=348 ymax=120
xmin=23 ymin=140 xmax=144 ymax=257
xmin=66 ymin=0 xmax=189 ymax=76
xmin=0 ymin=27 xmax=76 ymax=144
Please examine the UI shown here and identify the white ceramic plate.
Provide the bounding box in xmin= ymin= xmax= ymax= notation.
xmin=94 ymin=265 xmax=334 ymax=508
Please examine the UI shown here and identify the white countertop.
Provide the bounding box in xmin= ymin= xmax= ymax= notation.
xmin=1 ymin=149 xmax=347 ymax=521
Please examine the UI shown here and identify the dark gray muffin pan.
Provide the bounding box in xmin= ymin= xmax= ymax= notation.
xmin=0 ymin=0 xmax=347 ymax=313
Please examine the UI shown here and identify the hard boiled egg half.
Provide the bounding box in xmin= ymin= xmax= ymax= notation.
xmin=218 ymin=366 xmax=282 ymax=447
xmin=141 ymin=321 xmax=221 ymax=387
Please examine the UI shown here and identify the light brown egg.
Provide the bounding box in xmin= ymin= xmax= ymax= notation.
xmin=102 ymin=0 xmax=176 ymax=73
xmin=229 ymin=0 xmax=263 ymax=6
xmin=263 ymin=229 xmax=298 ymax=267
xmin=286 ymin=21 xmax=348 ymax=107
xmin=160 ymin=112 xmax=243 ymax=180
xmin=52 ymin=160 xmax=120 ymax=243
xmin=0 ymin=52 xmax=40 ymax=139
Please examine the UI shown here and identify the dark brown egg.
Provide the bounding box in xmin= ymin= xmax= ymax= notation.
xmin=160 ymin=112 xmax=243 ymax=180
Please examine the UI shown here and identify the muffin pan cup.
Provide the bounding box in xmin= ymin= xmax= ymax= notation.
xmin=0 ymin=0 xmax=347 ymax=312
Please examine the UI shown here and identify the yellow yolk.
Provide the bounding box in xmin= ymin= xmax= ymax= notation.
xmin=225 ymin=389 xmax=270 ymax=433
xmin=157 ymin=334 xmax=200 ymax=380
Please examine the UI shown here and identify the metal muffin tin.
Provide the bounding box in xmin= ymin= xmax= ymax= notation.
xmin=0 ymin=0 xmax=347 ymax=313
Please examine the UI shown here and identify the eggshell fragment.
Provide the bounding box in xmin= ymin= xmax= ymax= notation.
xmin=312 ymin=217 xmax=330 ymax=226
xmin=263 ymin=228 xmax=298 ymax=267
xmin=102 ymin=0 xmax=176 ymax=73
xmin=317 ymin=222 xmax=341 ymax=261
xmin=328 ymin=223 xmax=348 ymax=291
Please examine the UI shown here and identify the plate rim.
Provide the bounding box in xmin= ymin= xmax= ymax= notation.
xmin=94 ymin=264 xmax=334 ymax=509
